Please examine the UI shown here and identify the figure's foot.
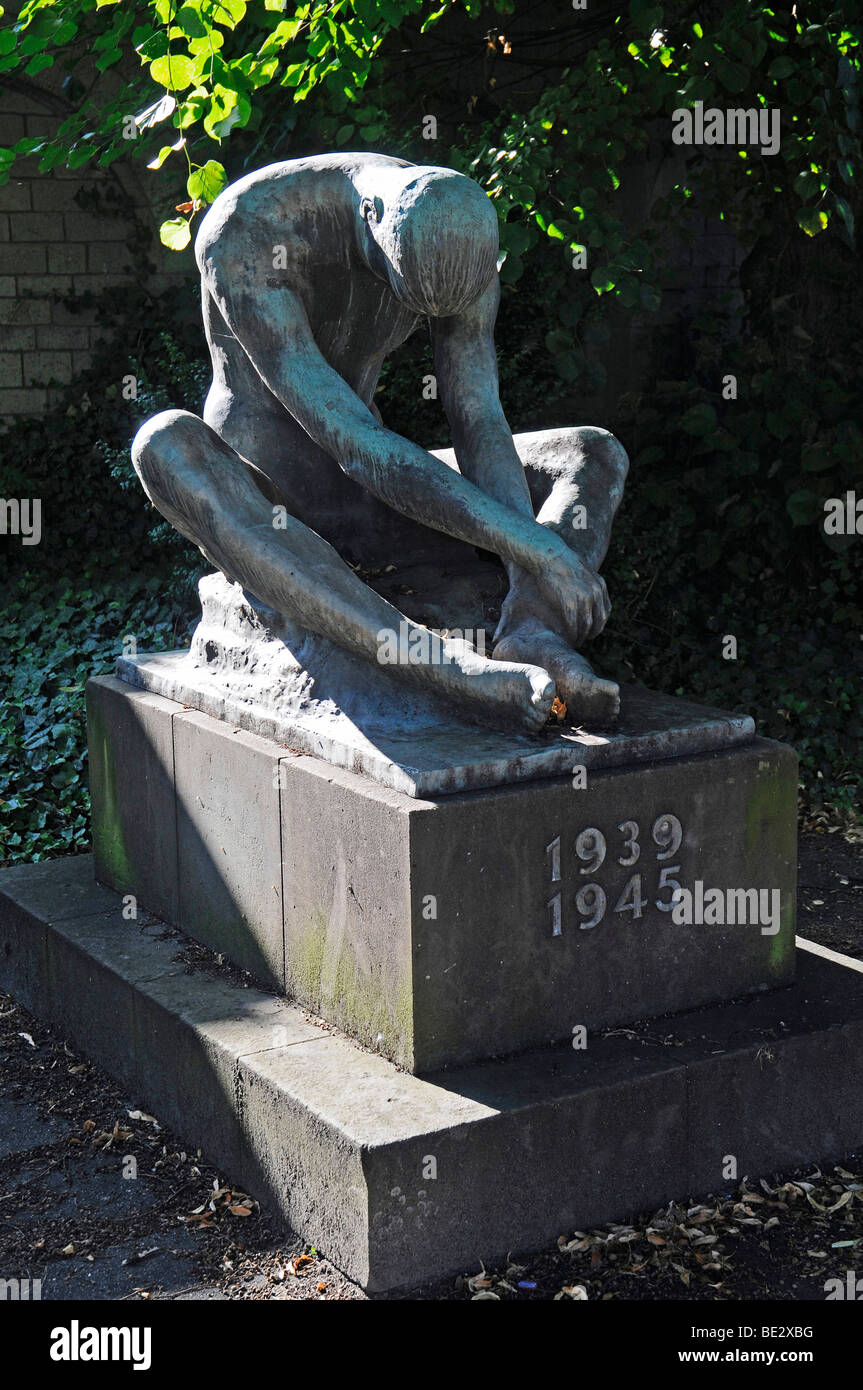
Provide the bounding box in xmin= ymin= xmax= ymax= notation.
xmin=424 ymin=634 xmax=555 ymax=733
xmin=493 ymin=626 xmax=620 ymax=725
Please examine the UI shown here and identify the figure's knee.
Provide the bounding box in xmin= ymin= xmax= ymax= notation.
xmin=130 ymin=409 xmax=235 ymax=516
xmin=131 ymin=409 xmax=206 ymax=477
xmin=569 ymin=426 xmax=629 ymax=489
xmin=518 ymin=425 xmax=629 ymax=497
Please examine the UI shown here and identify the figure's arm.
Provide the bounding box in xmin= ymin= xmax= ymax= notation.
xmin=198 ymin=236 xmax=562 ymax=576
xmin=430 ymin=277 xmax=536 ymax=521
xmin=196 ymin=229 xmax=608 ymax=641
xmin=432 ymin=278 xmax=611 ymax=641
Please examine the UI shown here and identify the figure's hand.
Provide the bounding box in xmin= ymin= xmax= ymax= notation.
xmin=536 ymin=539 xmax=611 ymax=645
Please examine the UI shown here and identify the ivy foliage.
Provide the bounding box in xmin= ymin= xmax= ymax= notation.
xmin=0 ymin=291 xmax=207 ymax=865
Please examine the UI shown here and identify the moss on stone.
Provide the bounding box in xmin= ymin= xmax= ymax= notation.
xmin=87 ymin=700 xmax=134 ymax=889
xmin=288 ymin=910 xmax=413 ymax=1066
xmin=744 ymin=753 xmax=797 ymax=975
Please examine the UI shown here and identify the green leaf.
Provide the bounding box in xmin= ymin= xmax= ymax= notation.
xmin=630 ymin=0 xmax=662 ymax=26
xmin=25 ymin=53 xmax=54 ymax=76
xmin=801 ymin=450 xmax=833 ymax=473
xmin=176 ymin=87 xmax=208 ymax=128
xmin=554 ymin=350 xmax=582 ymax=383
xmin=259 ymin=17 xmax=300 ymax=54
xmin=136 ymin=31 xmax=170 ymax=60
xmin=590 ymin=266 xmax=616 ymax=294
xmin=147 ymin=145 xmax=175 ymax=170
xmin=38 ymin=147 xmax=65 ymax=173
xmin=635 ymin=445 xmax=664 ymax=466
xmin=503 ymin=224 xmax=535 ymax=258
xmin=51 ymin=764 xmax=78 ymax=789
xmin=187 ymin=158 xmax=227 ymax=204
xmin=793 ymin=169 xmax=821 ymax=200
xmin=95 ymin=47 xmax=123 ymax=72
xmin=420 ymin=4 xmax=448 ymax=32
xmin=150 ymin=53 xmax=197 ymax=91
xmin=204 ymin=86 xmax=250 ymax=137
xmin=67 ymin=146 xmax=95 ymax=170
xmin=189 ymin=29 xmax=223 ymax=55
xmin=769 ymin=56 xmax=796 ymax=80
xmin=211 ymin=0 xmax=246 ymax=30
xmin=715 ymin=57 xmax=749 ymax=93
xmin=160 ymin=217 xmax=192 ymax=250
xmin=498 ymin=252 xmax=523 ymax=285
xmin=175 ymin=5 xmax=208 ymax=39
xmin=796 ymin=207 xmax=828 ymax=237
xmin=833 ymin=196 xmax=855 ymax=242
xmin=766 ymin=411 xmax=791 ymax=441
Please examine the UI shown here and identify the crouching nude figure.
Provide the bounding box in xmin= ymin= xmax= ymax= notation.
xmin=132 ymin=153 xmax=629 ymax=733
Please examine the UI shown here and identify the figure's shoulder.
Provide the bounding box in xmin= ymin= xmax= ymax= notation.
xmin=195 ymin=152 xmax=413 ymax=271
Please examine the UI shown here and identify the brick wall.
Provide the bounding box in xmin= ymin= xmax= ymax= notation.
xmin=0 ymin=83 xmax=193 ymax=421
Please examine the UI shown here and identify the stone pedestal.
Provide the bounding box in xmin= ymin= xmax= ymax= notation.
xmin=0 ymin=675 xmax=841 ymax=1295
xmin=86 ymin=674 xmax=796 ymax=1073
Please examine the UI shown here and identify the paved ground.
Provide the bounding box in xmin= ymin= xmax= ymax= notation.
xmin=1 ymin=822 xmax=862 ymax=1301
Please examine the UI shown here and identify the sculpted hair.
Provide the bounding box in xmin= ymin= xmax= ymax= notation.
xmin=375 ymin=168 xmax=499 ymax=315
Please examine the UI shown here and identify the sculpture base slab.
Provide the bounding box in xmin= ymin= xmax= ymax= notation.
xmin=114 ymin=573 xmax=755 ymax=799
xmin=87 ymin=675 xmax=797 ymax=1072
xmin=1 ymin=855 xmax=860 ymax=1293
xmin=119 ymin=648 xmax=756 ymax=798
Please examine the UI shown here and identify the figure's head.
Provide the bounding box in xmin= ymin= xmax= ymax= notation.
xmin=358 ymin=165 xmax=498 ymax=317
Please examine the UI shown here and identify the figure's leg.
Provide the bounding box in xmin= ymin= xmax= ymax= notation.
xmin=520 ymin=426 xmax=629 ymax=572
xmin=132 ymin=410 xmax=555 ymax=732
xmin=492 ymin=427 xmax=629 ymax=723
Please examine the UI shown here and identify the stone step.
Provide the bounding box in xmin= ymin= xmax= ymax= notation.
xmin=2 ymin=855 xmax=860 ymax=1292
